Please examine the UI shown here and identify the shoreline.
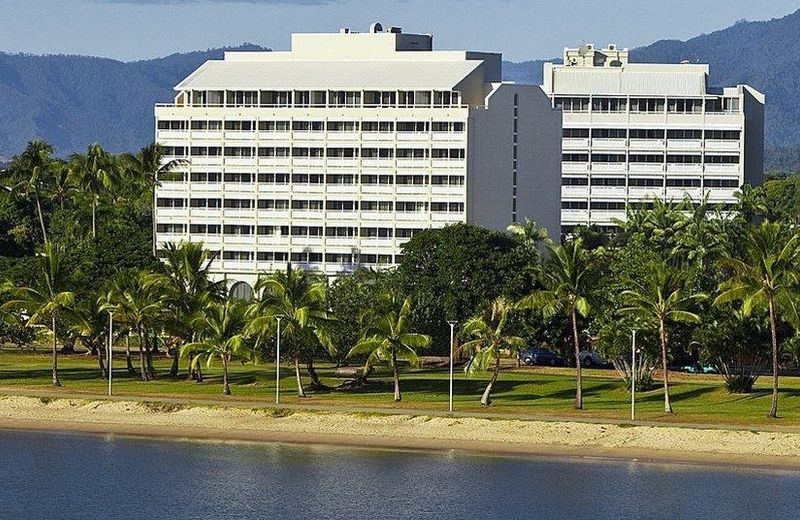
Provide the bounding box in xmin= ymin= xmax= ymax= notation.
xmin=2 ymin=395 xmax=800 ymax=471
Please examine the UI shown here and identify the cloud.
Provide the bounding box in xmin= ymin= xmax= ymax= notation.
xmin=96 ymin=0 xmax=336 ymax=5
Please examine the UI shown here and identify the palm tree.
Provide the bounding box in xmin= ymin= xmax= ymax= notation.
xmin=4 ymin=140 xmax=55 ymax=244
xmin=507 ymin=218 xmax=550 ymax=260
xmin=1 ymin=243 xmax=75 ymax=386
xmin=104 ymin=270 xmax=164 ymax=381
xmin=181 ymin=299 xmax=252 ymax=395
xmin=715 ymin=221 xmax=800 ymax=418
xmin=347 ymin=291 xmax=430 ymax=401
xmin=69 ymin=143 xmax=119 ymax=238
xmin=619 ymin=261 xmax=706 ymax=414
xmin=70 ymin=292 xmax=113 ymax=378
xmin=461 ymin=297 xmax=524 ymax=406
xmin=519 ymin=238 xmax=593 ymax=409
xmin=46 ymin=161 xmax=78 ymax=210
xmin=248 ymin=264 xmax=332 ymax=397
xmin=158 ymin=242 xmax=225 ymax=377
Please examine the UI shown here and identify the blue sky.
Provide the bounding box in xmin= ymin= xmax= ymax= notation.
xmin=2 ymin=0 xmax=799 ymax=62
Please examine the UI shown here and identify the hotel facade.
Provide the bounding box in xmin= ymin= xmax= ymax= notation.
xmin=154 ymin=24 xmax=562 ymax=290
xmin=541 ymin=44 xmax=764 ymax=235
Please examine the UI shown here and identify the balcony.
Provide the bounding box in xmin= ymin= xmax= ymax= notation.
xmin=667 ymin=139 xmax=702 ymax=152
xmin=326 ymin=132 xmax=360 ymax=142
xmin=258 ymin=131 xmax=290 ymax=141
xmin=326 ymin=158 xmax=359 ymax=168
xmin=258 ymin=158 xmax=291 ymax=167
xmin=362 ymin=132 xmax=395 ymax=142
xmin=191 ymin=131 xmax=223 ymax=141
xmin=591 ymin=163 xmax=626 ymax=174
xmin=629 ymin=187 xmax=665 ymax=199
xmin=591 ymin=138 xmax=626 ymax=151
xmin=629 ymin=139 xmax=665 ymax=151
xmin=705 ymin=140 xmax=741 ymax=153
xmin=560 ymin=209 xmax=590 ymax=224
xmin=628 ymin=163 xmax=664 ymax=174
xmin=190 ymin=157 xmax=223 ymax=167
xmin=666 ymin=187 xmax=703 ymax=200
xmin=225 ymin=157 xmax=257 ymax=167
xmin=224 ymin=131 xmax=256 ymax=140
xmin=431 ymin=158 xmax=466 ymax=169
xmin=666 ymin=163 xmax=702 ymax=174
xmin=292 ymin=158 xmax=325 ymax=168
xmin=704 ymin=163 xmax=741 ymax=175
xmin=590 ymin=186 xmax=627 ymax=199
xmin=432 ymin=132 xmax=466 ymax=143
xmin=157 ymin=130 xmax=190 ymax=140
xmin=397 ymin=132 xmax=430 ymax=142
xmin=431 ymin=213 xmax=464 ymax=224
xmin=561 ymin=186 xmax=590 ymax=198
xmin=562 ymin=162 xmax=589 ymax=174
xmin=562 ymin=138 xmax=590 ymax=150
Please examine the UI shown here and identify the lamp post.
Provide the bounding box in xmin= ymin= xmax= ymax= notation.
xmin=447 ymin=321 xmax=457 ymax=413
xmin=108 ymin=311 xmax=113 ymax=397
xmin=275 ymin=316 xmax=282 ymax=405
xmin=631 ymin=329 xmax=637 ymax=421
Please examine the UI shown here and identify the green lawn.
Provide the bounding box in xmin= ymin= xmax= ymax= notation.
xmin=2 ymin=349 xmax=800 ymax=427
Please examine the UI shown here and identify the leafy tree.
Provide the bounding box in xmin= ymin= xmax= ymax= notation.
xmin=70 ymin=292 xmax=113 ymax=378
xmin=348 ymin=291 xmax=430 ymax=401
xmin=1 ymin=242 xmax=75 ymax=386
xmin=461 ymin=297 xmax=524 ymax=406
xmin=182 ymin=299 xmax=252 ymax=395
xmin=619 ymin=261 xmax=706 ymax=413
xmin=519 ymin=239 xmax=593 ymax=409
xmin=4 ymin=140 xmax=56 ymax=244
xmin=248 ymin=265 xmax=333 ymax=396
xmin=715 ymin=221 xmax=800 ymax=418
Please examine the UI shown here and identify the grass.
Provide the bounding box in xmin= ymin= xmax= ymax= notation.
xmin=2 ymin=348 xmax=800 ymax=427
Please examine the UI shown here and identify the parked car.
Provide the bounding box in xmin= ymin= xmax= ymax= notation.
xmin=519 ymin=347 xmax=563 ymax=367
xmin=579 ymin=350 xmax=610 ymax=368
xmin=681 ymin=363 xmax=719 ymax=374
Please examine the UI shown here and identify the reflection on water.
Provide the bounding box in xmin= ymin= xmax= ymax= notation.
xmin=0 ymin=429 xmax=799 ymax=519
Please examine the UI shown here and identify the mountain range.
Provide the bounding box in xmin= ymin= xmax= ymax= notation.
xmin=1 ymin=11 xmax=800 ymax=170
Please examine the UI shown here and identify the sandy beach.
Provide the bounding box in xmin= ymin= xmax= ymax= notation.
xmin=1 ymin=394 xmax=799 ymax=469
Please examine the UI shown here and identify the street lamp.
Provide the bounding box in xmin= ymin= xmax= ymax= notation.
xmin=108 ymin=311 xmax=113 ymax=397
xmin=447 ymin=321 xmax=457 ymax=413
xmin=275 ymin=316 xmax=282 ymax=405
xmin=631 ymin=329 xmax=637 ymax=421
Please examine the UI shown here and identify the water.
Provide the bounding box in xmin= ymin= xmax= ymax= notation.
xmin=1 ymin=430 xmax=799 ymax=519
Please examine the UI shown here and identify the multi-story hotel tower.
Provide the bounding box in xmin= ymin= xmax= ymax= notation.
xmin=541 ymin=44 xmax=764 ymax=236
xmin=154 ymin=24 xmax=561 ymax=292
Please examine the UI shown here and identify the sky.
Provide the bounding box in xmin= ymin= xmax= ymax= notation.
xmin=1 ymin=0 xmax=799 ymax=62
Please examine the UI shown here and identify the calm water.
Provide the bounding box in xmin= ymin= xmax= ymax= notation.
xmin=1 ymin=430 xmax=799 ymax=519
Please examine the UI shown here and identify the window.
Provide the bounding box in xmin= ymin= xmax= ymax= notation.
xmin=327 ymin=121 xmax=359 ymax=132
xmin=258 ymin=121 xmax=290 ymax=131
xmin=290 ymin=226 xmax=323 ymax=237
xmin=258 ymin=147 xmax=290 ymax=157
xmin=668 ymin=99 xmax=703 ymax=113
xmin=156 ymin=198 xmax=184 ymax=208
xmin=325 ymin=253 xmax=354 ymax=263
xmin=223 ymin=173 xmax=254 ymax=183
xmin=563 ymin=128 xmax=590 ymax=138
xmin=397 ymin=122 xmax=429 ymax=133
xmin=224 ymin=120 xmax=255 ymax=131
xmin=290 ymin=173 xmax=324 ymax=184
xmin=562 ymin=153 xmax=589 ymax=162
xmin=396 ymin=201 xmax=428 ymax=212
xmin=223 ymin=199 xmax=252 ymax=209
xmin=396 ymin=175 xmax=428 ymax=185
xmin=190 ymin=146 xmax=222 ymax=157
xmin=554 ymin=97 xmax=590 ymax=112
xmin=561 ymin=201 xmax=588 ymax=209
xmin=629 ymin=178 xmax=663 ymax=187
xmin=325 ymin=227 xmax=357 ymax=237
xmin=591 ymin=128 xmax=627 ymax=139
xmin=666 ymin=178 xmax=701 ymax=187
xmin=157 ymin=120 xmax=187 ymax=130
xmin=293 ymin=90 xmax=326 ymax=107
xmin=591 ymin=154 xmax=626 ymax=163
xmin=431 ymin=148 xmax=465 ymax=159
xmin=592 ymin=98 xmax=626 ymax=112
xmin=361 ymin=148 xmax=394 ymax=159
xmin=222 ymin=251 xmax=253 ymax=261
xmin=562 ymin=177 xmax=588 ymax=186
xmin=432 ymin=122 xmax=465 ymax=132
xmin=591 ymin=178 xmax=626 ymax=186
xmin=189 ymin=224 xmax=221 ymax=235
xmin=666 ymin=155 xmax=702 ymax=164
xmin=396 ymin=228 xmax=421 ymax=238
xmin=223 ymin=225 xmax=253 ymax=235
xmin=191 ymin=120 xmax=222 ymax=131
xmin=291 ymin=200 xmax=324 ymax=211
xmin=190 ymin=198 xmax=221 ymax=208
xmin=359 ymin=227 xmax=393 ymax=238
xmin=326 ymin=148 xmax=358 ymax=158
xmin=326 ymin=200 xmax=357 ymax=211
xmin=433 ymin=91 xmax=459 ymax=106
xmin=226 ymin=91 xmax=257 ymax=107
xmin=360 ymin=174 xmax=394 ymax=185
xmin=162 ymin=146 xmax=187 ymax=157
xmin=257 ymin=199 xmax=289 ymax=210
xmin=257 ymin=251 xmax=289 ymax=261
xmin=431 ymin=175 xmax=464 ymax=186
xmin=591 ymin=201 xmax=626 ymax=210
xmin=705 ymin=178 xmax=739 ymax=187
xmin=363 ymin=91 xmax=397 ymax=107
xmin=328 ymin=91 xmax=361 ymax=107
xmin=705 ymin=130 xmax=741 ymax=140
xmin=257 ymin=225 xmax=288 ymax=236
xmin=157 ymin=171 xmax=186 ymax=182
xmin=629 ymin=154 xmax=664 ymax=163
xmin=629 ymin=129 xmax=664 ymax=140
xmin=705 ymin=155 xmax=740 ymax=164
xmin=291 ymin=147 xmax=324 ymax=158
xmin=362 ymin=121 xmax=394 ymax=132
xmin=361 ymin=201 xmax=394 ymax=211
xmin=630 ymin=98 xmax=665 ymax=113
xmin=667 ymin=129 xmax=703 ymax=140
xmin=260 ymin=91 xmax=291 ymax=107
xmin=224 ymin=147 xmax=254 ymax=157
xmin=156 ymin=223 xmax=186 ymax=233
xmin=190 ymin=172 xmax=221 ymax=183
xmin=396 ymin=148 xmax=429 ymax=159
xmin=292 ymin=121 xmax=324 ymax=132
xmin=325 ymin=174 xmax=355 ymax=185
xmin=258 ymin=173 xmax=289 ymax=184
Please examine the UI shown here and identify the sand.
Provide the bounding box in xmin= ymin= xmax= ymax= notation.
xmin=1 ymin=395 xmax=799 ymax=469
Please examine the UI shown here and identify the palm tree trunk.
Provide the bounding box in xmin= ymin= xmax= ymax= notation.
xmin=137 ymin=329 xmax=148 ymax=382
xmin=91 ymin=198 xmax=97 ymax=239
xmin=306 ymin=358 xmax=323 ymax=389
xmin=222 ymin=355 xmax=231 ymax=396
xmin=35 ymin=193 xmax=48 ymax=245
xmin=125 ymin=335 xmax=135 ymax=374
xmin=571 ymin=308 xmax=583 ymax=410
xmin=768 ymin=299 xmax=780 ymax=419
xmin=295 ymin=357 xmax=306 ymax=397
xmin=481 ymin=351 xmax=501 ymax=406
xmin=660 ymin=318 xmax=673 ymax=414
xmin=392 ymin=348 xmax=401 ymax=402
xmin=97 ymin=345 xmax=108 ymax=379
xmin=51 ymin=314 xmax=61 ymax=387
xmin=169 ymin=344 xmax=179 ymax=377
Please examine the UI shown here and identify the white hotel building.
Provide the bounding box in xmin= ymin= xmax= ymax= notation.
xmin=541 ymin=44 xmax=765 ymax=235
xmin=154 ymin=24 xmax=561 ymax=289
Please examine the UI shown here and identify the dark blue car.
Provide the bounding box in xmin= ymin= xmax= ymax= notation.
xmin=519 ymin=347 xmax=563 ymax=367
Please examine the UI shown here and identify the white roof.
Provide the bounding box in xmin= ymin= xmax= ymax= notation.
xmin=176 ymin=59 xmax=483 ymax=91
xmin=547 ymin=64 xmax=710 ymax=97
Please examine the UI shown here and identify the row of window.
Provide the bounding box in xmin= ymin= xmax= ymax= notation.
xmin=562 ymin=201 xmax=737 ymax=210
xmin=563 ymin=153 xmax=740 ymax=164
xmin=563 ymin=128 xmax=741 ymax=140
xmin=159 ymin=120 xmax=466 ymax=133
xmin=212 ymin=251 xmax=398 ymax=265
xmin=562 ymin=177 xmax=739 ymax=188
xmin=163 ymin=146 xmax=465 ymax=159
xmin=160 ymin=172 xmax=465 ymax=186
xmin=554 ymin=97 xmax=740 ymax=114
xmin=157 ymin=198 xmax=465 ymax=213
xmin=157 ymin=224 xmax=423 ymax=239
xmin=184 ymin=89 xmax=462 ymax=108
